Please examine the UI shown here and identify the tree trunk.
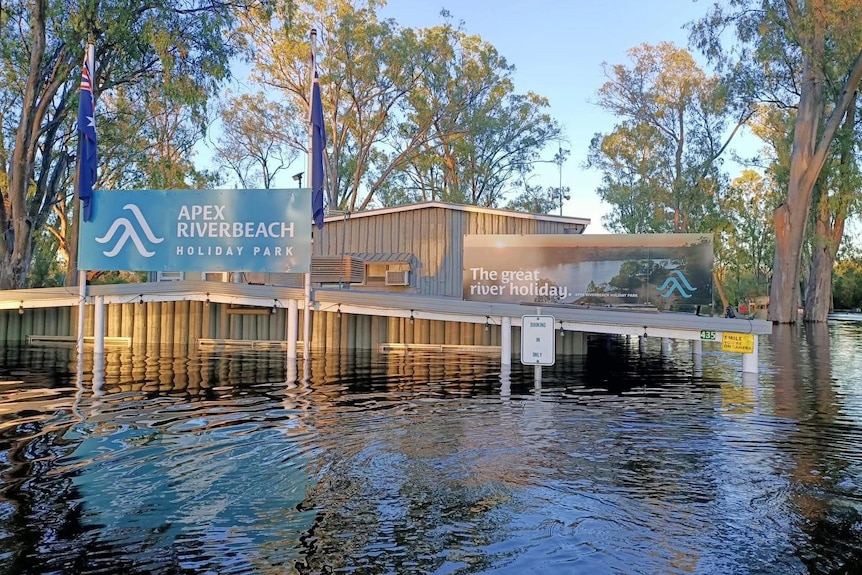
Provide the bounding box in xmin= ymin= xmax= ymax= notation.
xmin=803 ymin=93 xmax=855 ymax=323
xmin=65 ymin=193 xmax=80 ymax=287
xmin=713 ymin=270 xmax=730 ymax=311
xmin=804 ymin=221 xmax=835 ymax=322
xmin=0 ymin=1 xmax=46 ymax=289
xmin=804 ymin=178 xmax=835 ymax=322
xmin=768 ymin=23 xmax=825 ymax=324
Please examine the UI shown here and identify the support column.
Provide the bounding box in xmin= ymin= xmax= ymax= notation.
xmin=742 ymin=336 xmax=759 ymax=374
xmin=287 ymin=299 xmax=298 ymax=359
xmin=501 ymin=316 xmax=512 ymax=366
xmin=303 ymin=273 xmax=311 ymax=360
xmin=94 ymin=296 xmax=105 ymax=355
xmin=570 ymin=331 xmax=587 ymax=355
xmin=76 ymin=270 xmax=87 ymax=355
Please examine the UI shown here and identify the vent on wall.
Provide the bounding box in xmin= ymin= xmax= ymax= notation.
xmin=384 ymin=269 xmax=410 ymax=286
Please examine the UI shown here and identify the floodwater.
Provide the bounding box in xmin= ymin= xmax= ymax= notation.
xmin=2 ymin=319 xmax=862 ymax=574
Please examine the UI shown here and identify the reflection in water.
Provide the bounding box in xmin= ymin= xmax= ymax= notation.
xmin=0 ymin=328 xmax=861 ymax=573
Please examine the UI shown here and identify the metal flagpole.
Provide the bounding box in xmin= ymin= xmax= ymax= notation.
xmin=303 ymin=28 xmax=318 ymax=362
xmin=76 ymin=42 xmax=95 ymax=361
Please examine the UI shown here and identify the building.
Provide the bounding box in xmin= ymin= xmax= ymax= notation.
xmin=156 ymin=201 xmax=590 ymax=297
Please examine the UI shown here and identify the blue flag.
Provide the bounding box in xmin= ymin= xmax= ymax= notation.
xmin=78 ymin=45 xmax=97 ymax=221
xmin=310 ymin=70 xmax=326 ymax=229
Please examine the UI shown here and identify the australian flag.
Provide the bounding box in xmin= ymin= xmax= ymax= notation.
xmin=310 ymin=70 xmax=326 ymax=229
xmin=78 ymin=44 xmax=97 ymax=221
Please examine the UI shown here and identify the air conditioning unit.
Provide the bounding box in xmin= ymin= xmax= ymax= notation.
xmin=157 ymin=271 xmax=184 ymax=282
xmin=202 ymin=272 xmax=230 ymax=282
xmin=385 ymin=269 xmax=410 ymax=286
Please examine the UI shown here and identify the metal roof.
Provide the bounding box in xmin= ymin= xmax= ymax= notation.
xmin=348 ymin=252 xmax=417 ymax=264
xmin=324 ymin=201 xmax=591 ymax=227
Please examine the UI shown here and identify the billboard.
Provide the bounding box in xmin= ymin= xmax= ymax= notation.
xmin=78 ymin=189 xmax=312 ymax=272
xmin=463 ymin=233 xmax=713 ymax=307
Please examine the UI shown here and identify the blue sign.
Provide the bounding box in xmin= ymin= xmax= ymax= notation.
xmin=79 ymin=189 xmax=312 ymax=272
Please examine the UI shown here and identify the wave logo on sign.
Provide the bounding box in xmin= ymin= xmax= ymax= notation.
xmin=657 ymin=270 xmax=697 ymax=299
xmin=95 ymin=204 xmax=164 ymax=257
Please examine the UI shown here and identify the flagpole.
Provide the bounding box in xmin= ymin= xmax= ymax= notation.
xmin=76 ymin=42 xmax=95 ymax=358
xmin=303 ymin=28 xmax=318 ymax=363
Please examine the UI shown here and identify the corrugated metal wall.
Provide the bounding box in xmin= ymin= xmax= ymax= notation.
xmin=315 ymin=206 xmax=581 ymax=298
xmin=2 ymin=305 xmax=586 ymax=355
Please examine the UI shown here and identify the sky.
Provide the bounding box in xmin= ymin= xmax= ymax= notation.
xmin=378 ymin=0 xmax=715 ymax=233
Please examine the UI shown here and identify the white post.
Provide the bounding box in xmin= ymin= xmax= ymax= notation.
xmin=661 ymin=337 xmax=670 ymax=357
xmin=287 ymin=298 xmax=298 ymax=359
xmin=76 ymin=270 xmax=87 ymax=354
xmin=303 ymin=273 xmax=311 ymax=360
xmin=285 ymin=355 xmax=298 ymax=386
xmin=93 ymin=295 xmax=105 ymax=355
xmin=92 ymin=361 xmax=105 ymax=398
xmin=501 ymin=316 xmax=512 ymax=366
xmin=742 ymin=336 xmax=759 ymax=374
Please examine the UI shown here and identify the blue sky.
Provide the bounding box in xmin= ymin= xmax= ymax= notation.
xmin=379 ymin=0 xmax=714 ymax=232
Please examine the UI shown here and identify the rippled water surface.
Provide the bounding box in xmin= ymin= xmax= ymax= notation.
xmin=2 ymin=321 xmax=862 ymax=574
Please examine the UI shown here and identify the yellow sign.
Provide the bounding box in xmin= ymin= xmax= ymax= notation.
xmin=721 ymin=332 xmax=755 ymax=354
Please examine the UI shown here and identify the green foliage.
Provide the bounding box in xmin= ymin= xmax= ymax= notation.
xmin=99 ymin=85 xmax=220 ymax=190
xmin=212 ymin=91 xmax=302 ymax=189
xmin=714 ymin=169 xmax=777 ymax=293
xmin=89 ymin=271 xmax=148 ymax=285
xmin=833 ymin=258 xmax=862 ymax=310
xmin=27 ymin=230 xmax=65 ymax=288
xmin=586 ymin=42 xmax=747 ymax=234
xmin=505 ymin=183 xmax=558 ymax=215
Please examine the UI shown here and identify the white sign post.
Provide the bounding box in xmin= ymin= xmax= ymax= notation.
xmin=521 ymin=314 xmax=556 ymax=386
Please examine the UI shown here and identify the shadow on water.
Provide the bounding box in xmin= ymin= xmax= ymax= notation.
xmin=0 ymin=328 xmax=861 ymax=574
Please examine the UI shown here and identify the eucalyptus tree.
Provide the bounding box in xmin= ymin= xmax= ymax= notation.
xmin=691 ymin=0 xmax=862 ymax=323
xmin=212 ymin=91 xmax=302 ymax=189
xmin=0 ymin=0 xmax=247 ymax=289
xmin=244 ymin=1 xmax=561 ymax=212
xmin=403 ymin=27 xmax=562 ymax=207
xmin=100 ymin=84 xmax=220 ymax=190
xmin=720 ymin=169 xmax=778 ymax=299
xmin=586 ymin=42 xmax=750 ymax=235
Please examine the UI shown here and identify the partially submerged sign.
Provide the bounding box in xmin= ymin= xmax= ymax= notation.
xmin=79 ymin=189 xmax=312 ymax=272
xmin=521 ymin=315 xmax=555 ymax=366
xmin=721 ymin=332 xmax=755 ymax=354
xmin=463 ymin=233 xmax=713 ymax=307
